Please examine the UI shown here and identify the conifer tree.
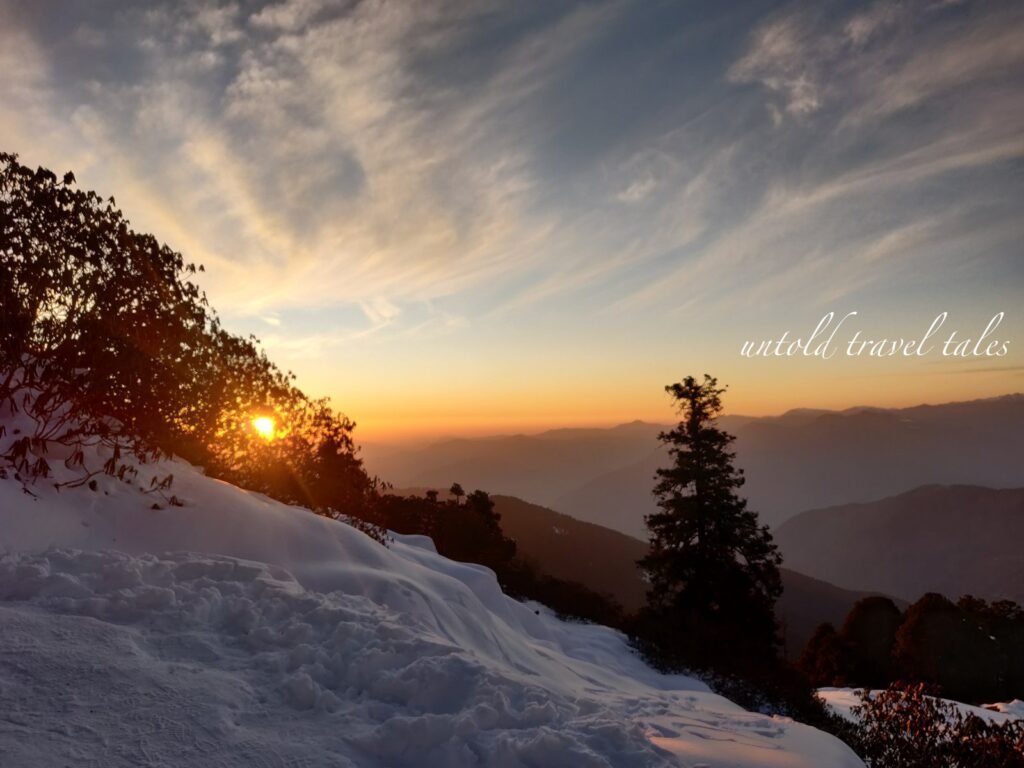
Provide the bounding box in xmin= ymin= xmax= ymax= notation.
xmin=639 ymin=374 xmax=782 ymax=667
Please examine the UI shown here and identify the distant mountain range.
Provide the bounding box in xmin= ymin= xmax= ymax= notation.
xmin=366 ymin=421 xmax=665 ymax=529
xmin=363 ymin=395 xmax=1024 ymax=536
xmin=774 ymin=485 xmax=1024 ymax=605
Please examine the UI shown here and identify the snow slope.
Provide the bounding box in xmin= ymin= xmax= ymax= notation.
xmin=818 ymin=687 xmax=1024 ymax=726
xmin=0 ymin=430 xmax=863 ymax=767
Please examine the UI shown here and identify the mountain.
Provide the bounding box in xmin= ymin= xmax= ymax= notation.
xmin=364 ymin=395 xmax=1024 ymax=536
xmin=557 ymin=396 xmax=1024 ymax=535
xmin=489 ymin=494 xmax=888 ymax=658
xmin=362 ymin=420 xmax=666 ymax=511
xmin=492 ymin=494 xmax=649 ymax=610
xmin=0 ymin=412 xmax=863 ymax=767
xmin=774 ymin=485 xmax=1024 ymax=604
xmin=774 ymin=569 xmax=905 ymax=659
xmin=552 ymin=448 xmax=663 ymax=538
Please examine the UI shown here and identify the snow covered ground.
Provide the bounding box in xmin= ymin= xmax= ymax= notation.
xmin=818 ymin=687 xmax=1024 ymax=726
xmin=0 ymin=425 xmax=864 ymax=766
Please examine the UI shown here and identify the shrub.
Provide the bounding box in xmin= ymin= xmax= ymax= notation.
xmin=852 ymin=682 xmax=1024 ymax=768
xmin=0 ymin=151 xmax=371 ymax=514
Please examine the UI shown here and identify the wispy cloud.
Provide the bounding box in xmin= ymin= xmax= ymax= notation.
xmin=0 ymin=0 xmax=1020 ymax=422
xmin=0 ymin=1 xmax=621 ymax=319
xmin=608 ymin=0 xmax=1024 ymax=318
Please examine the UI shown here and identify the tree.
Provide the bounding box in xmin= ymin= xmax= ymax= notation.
xmin=449 ymin=482 xmax=465 ymax=505
xmin=638 ymin=374 xmax=782 ymax=669
xmin=800 ymin=622 xmax=850 ymax=687
xmin=853 ymin=682 xmax=1024 ymax=768
xmin=0 ymin=151 xmax=371 ymax=515
xmin=839 ymin=596 xmax=902 ymax=688
xmin=0 ymin=152 xmax=212 ymax=477
xmin=958 ymin=596 xmax=1024 ymax=699
xmin=893 ymin=593 xmax=999 ymax=702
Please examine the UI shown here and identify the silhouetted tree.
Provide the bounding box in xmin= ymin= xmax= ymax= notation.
xmin=638 ymin=374 xmax=782 ymax=669
xmin=449 ymin=482 xmax=465 ymax=504
xmin=807 ymin=592 xmax=1024 ymax=704
xmin=0 ymin=151 xmax=371 ymax=514
xmin=0 ymin=152 xmax=212 ymax=480
xmin=840 ymin=596 xmax=903 ymax=688
xmin=800 ymin=622 xmax=850 ymax=687
xmin=958 ymin=596 xmax=1024 ymax=698
xmin=438 ymin=489 xmax=515 ymax=569
xmin=893 ymin=593 xmax=998 ymax=702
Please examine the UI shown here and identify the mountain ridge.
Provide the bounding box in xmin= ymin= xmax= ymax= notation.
xmin=774 ymin=484 xmax=1024 ymax=604
xmin=363 ymin=394 xmax=1024 ymax=536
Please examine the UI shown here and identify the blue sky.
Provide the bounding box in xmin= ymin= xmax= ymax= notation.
xmin=1 ymin=0 xmax=1021 ymax=438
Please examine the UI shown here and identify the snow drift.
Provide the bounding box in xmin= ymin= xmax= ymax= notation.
xmin=818 ymin=688 xmax=1024 ymax=726
xmin=0 ymin=424 xmax=863 ymax=767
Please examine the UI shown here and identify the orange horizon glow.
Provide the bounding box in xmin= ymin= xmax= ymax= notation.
xmin=341 ymin=367 xmax=1023 ymax=444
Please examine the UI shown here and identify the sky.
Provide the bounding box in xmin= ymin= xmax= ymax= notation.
xmin=1 ymin=0 xmax=1022 ymax=441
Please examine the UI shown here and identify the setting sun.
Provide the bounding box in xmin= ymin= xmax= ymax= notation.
xmin=252 ymin=416 xmax=275 ymax=440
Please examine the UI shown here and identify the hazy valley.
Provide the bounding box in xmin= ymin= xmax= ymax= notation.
xmin=364 ymin=395 xmax=1024 ymax=536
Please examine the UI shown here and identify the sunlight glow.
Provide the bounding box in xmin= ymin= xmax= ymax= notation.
xmin=252 ymin=416 xmax=275 ymax=440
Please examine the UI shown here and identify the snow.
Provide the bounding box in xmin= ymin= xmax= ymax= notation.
xmin=986 ymin=700 xmax=1024 ymax=718
xmin=818 ymin=687 xmax=1024 ymax=726
xmin=0 ymin=415 xmax=863 ymax=767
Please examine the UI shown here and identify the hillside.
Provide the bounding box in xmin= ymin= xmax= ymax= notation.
xmin=365 ymin=395 xmax=1024 ymax=536
xmin=0 ymin=418 xmax=862 ymax=767
xmin=774 ymin=485 xmax=1024 ymax=604
xmin=490 ymin=495 xmax=891 ymax=658
xmin=492 ymin=494 xmax=649 ymax=610
xmin=774 ymin=570 xmax=905 ymax=659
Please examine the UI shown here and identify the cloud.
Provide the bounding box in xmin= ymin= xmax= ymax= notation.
xmin=250 ymin=0 xmax=332 ymax=32
xmin=848 ymin=11 xmax=1024 ymax=122
xmin=360 ymin=297 xmax=401 ymax=328
xmin=617 ymin=176 xmax=657 ymax=203
xmin=0 ymin=0 xmax=1020 ymax=355
xmin=0 ymin=0 xmax=622 ymax=318
xmin=728 ymin=14 xmax=825 ymax=116
xmin=604 ymin=0 xmax=1024 ymax=318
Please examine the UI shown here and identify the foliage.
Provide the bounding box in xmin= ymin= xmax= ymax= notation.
xmin=370 ymin=488 xmax=516 ymax=572
xmin=0 ymin=151 xmax=371 ymax=515
xmin=637 ymin=374 xmax=782 ymax=671
xmin=851 ymin=682 xmax=1024 ymax=768
xmin=800 ymin=622 xmax=850 ymax=687
xmin=957 ymin=596 xmax=1024 ymax=698
xmin=1 ymin=153 xmax=209 ymax=484
xmin=839 ymin=596 xmax=903 ymax=688
xmin=893 ymin=593 xmax=1006 ymax=703
xmin=802 ymin=593 xmax=1024 ymax=703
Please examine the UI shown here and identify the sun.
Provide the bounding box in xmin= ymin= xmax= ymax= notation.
xmin=252 ymin=416 xmax=275 ymax=440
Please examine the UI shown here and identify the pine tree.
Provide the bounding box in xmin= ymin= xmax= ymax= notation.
xmin=638 ymin=374 xmax=782 ymax=668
